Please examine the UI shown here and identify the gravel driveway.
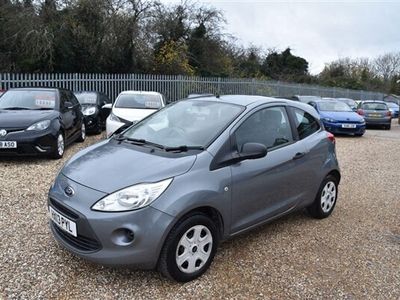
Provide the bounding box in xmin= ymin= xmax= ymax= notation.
xmin=1 ymin=123 xmax=399 ymax=299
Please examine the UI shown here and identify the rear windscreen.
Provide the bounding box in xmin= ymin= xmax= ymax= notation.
xmin=361 ymin=103 xmax=387 ymax=111
xmin=115 ymin=94 xmax=162 ymax=109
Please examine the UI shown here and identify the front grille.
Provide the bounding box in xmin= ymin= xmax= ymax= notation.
xmin=49 ymin=198 xmax=102 ymax=253
xmin=49 ymin=198 xmax=79 ymax=219
xmin=52 ymin=223 xmax=101 ymax=252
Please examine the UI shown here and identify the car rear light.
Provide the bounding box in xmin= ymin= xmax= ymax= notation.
xmin=327 ymin=132 xmax=335 ymax=144
xmin=357 ymin=109 xmax=364 ymax=116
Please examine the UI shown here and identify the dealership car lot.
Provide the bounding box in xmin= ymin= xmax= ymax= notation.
xmin=0 ymin=122 xmax=399 ymax=298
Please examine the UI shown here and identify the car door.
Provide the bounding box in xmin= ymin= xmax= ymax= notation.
xmin=67 ymin=90 xmax=81 ymax=137
xmin=289 ymin=107 xmax=326 ymax=202
xmin=229 ymin=105 xmax=309 ymax=234
xmin=59 ymin=90 xmax=75 ymax=141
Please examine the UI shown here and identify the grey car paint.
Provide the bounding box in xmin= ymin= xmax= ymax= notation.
xmin=49 ymin=95 xmax=340 ymax=270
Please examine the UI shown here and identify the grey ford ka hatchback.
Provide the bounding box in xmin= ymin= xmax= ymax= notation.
xmin=48 ymin=95 xmax=340 ymax=282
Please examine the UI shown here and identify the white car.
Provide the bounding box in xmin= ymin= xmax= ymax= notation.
xmin=105 ymin=91 xmax=166 ymax=137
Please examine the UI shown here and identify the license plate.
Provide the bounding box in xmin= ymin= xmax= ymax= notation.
xmin=342 ymin=124 xmax=356 ymax=128
xmin=369 ymin=114 xmax=380 ymax=118
xmin=49 ymin=206 xmax=77 ymax=237
xmin=0 ymin=141 xmax=17 ymax=149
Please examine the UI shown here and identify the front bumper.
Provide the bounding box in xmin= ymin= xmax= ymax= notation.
xmin=0 ymin=129 xmax=57 ymax=156
xmin=48 ymin=174 xmax=175 ymax=269
xmin=322 ymin=121 xmax=366 ymax=135
xmin=83 ymin=115 xmax=101 ymax=132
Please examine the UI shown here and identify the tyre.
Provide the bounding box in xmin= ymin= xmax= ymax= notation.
xmin=76 ymin=122 xmax=86 ymax=142
xmin=355 ymin=133 xmax=363 ymax=137
xmin=307 ymin=174 xmax=338 ymax=219
xmin=51 ymin=132 xmax=65 ymax=159
xmin=158 ymin=212 xmax=219 ymax=282
xmin=387 ymin=124 xmax=391 ymax=130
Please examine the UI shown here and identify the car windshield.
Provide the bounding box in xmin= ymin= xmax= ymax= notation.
xmin=75 ymin=92 xmax=97 ymax=105
xmin=115 ymin=94 xmax=162 ymax=109
xmin=362 ymin=103 xmax=388 ymax=111
xmin=121 ymin=100 xmax=244 ymax=148
xmin=0 ymin=90 xmax=58 ymax=110
xmin=318 ymin=101 xmax=352 ymax=112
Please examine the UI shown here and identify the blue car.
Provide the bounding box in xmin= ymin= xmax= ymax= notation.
xmin=308 ymin=100 xmax=366 ymax=136
xmin=386 ymin=102 xmax=399 ymax=118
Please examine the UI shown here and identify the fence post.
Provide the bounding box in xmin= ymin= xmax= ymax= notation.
xmin=218 ymin=77 xmax=221 ymax=96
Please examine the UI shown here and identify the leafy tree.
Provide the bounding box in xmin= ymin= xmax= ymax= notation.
xmin=261 ymin=48 xmax=308 ymax=81
xmin=153 ymin=40 xmax=194 ymax=75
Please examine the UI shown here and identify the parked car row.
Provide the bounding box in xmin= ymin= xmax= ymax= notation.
xmin=281 ymin=95 xmax=397 ymax=135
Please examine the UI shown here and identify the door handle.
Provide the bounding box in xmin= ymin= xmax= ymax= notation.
xmin=293 ymin=152 xmax=306 ymax=160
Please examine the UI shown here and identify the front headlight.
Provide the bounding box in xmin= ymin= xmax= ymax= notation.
xmin=109 ymin=112 xmax=122 ymax=122
xmin=92 ymin=178 xmax=173 ymax=212
xmin=321 ymin=117 xmax=336 ymax=123
xmin=82 ymin=106 xmax=97 ymax=116
xmin=26 ymin=120 xmax=51 ymax=131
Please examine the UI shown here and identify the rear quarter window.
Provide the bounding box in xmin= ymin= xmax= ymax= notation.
xmin=293 ymin=108 xmax=320 ymax=139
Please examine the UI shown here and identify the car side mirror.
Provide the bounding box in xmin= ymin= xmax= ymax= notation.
xmin=101 ymin=103 xmax=112 ymax=118
xmin=65 ymin=101 xmax=73 ymax=109
xmin=209 ymin=142 xmax=267 ymax=171
xmin=239 ymin=143 xmax=268 ymax=160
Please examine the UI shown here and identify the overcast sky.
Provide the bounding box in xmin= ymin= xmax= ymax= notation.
xmin=161 ymin=0 xmax=400 ymax=74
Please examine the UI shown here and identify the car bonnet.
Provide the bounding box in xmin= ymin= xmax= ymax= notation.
xmin=61 ymin=139 xmax=197 ymax=194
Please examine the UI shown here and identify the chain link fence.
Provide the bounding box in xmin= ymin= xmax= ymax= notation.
xmin=0 ymin=73 xmax=385 ymax=102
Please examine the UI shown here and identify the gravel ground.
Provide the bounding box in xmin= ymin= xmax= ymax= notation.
xmin=1 ymin=122 xmax=399 ymax=300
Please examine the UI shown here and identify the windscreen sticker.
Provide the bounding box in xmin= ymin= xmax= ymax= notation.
xmin=35 ymin=95 xmax=56 ymax=108
xmin=82 ymin=95 xmax=97 ymax=104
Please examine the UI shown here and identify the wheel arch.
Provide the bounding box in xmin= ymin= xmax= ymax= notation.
xmin=327 ymin=169 xmax=341 ymax=184
xmin=173 ymin=206 xmax=225 ymax=240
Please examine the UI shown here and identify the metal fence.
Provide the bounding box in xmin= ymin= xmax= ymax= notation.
xmin=0 ymin=73 xmax=384 ymax=102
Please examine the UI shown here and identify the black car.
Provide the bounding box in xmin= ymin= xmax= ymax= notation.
xmin=74 ymin=91 xmax=112 ymax=134
xmin=0 ymin=87 xmax=86 ymax=159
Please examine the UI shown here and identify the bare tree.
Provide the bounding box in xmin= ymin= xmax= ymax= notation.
xmin=373 ymin=52 xmax=400 ymax=82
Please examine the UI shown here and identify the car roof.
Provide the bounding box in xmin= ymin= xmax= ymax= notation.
xmin=190 ymin=95 xmax=263 ymax=106
xmin=118 ymin=90 xmax=162 ymax=96
xmin=8 ymin=87 xmax=61 ymax=92
xmin=362 ymin=100 xmax=386 ymax=103
xmin=74 ymin=91 xmax=99 ymax=94
xmin=184 ymin=94 xmax=319 ymax=117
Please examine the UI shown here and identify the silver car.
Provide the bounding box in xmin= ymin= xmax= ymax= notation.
xmin=48 ymin=95 xmax=340 ymax=282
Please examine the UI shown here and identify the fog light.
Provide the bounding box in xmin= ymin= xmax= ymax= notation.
xmin=111 ymin=228 xmax=135 ymax=246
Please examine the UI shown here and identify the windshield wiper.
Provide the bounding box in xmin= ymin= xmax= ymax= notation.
xmin=33 ymin=107 xmax=53 ymax=110
xmin=2 ymin=107 xmax=31 ymax=110
xmin=165 ymin=145 xmax=205 ymax=152
xmin=115 ymin=136 xmax=166 ymax=150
